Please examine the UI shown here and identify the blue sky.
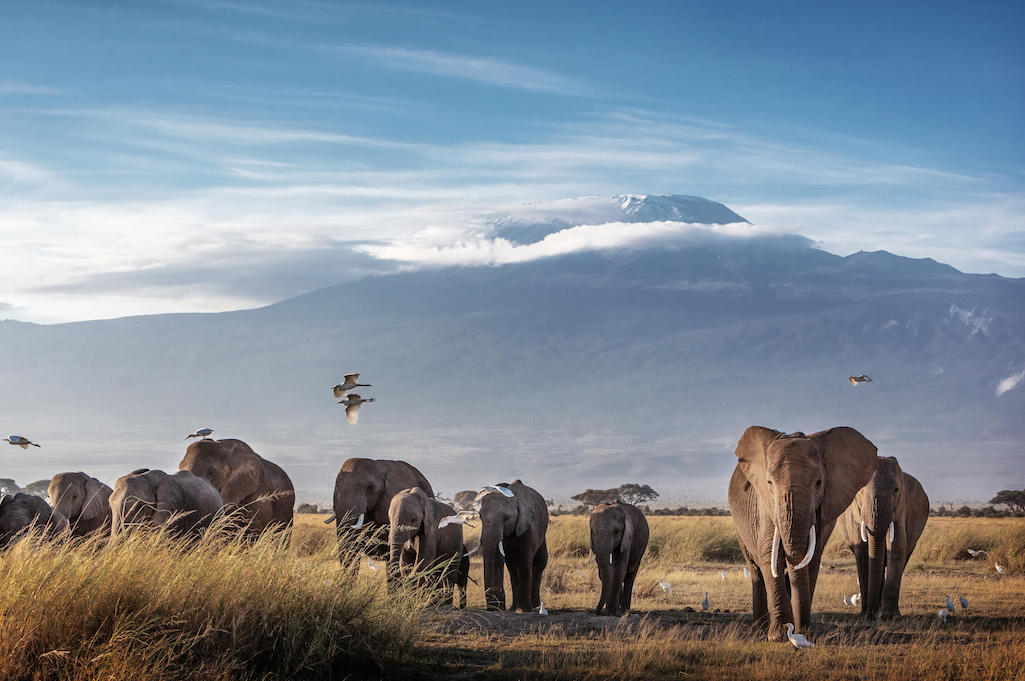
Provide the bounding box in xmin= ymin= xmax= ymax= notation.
xmin=1 ymin=0 xmax=1023 ymax=322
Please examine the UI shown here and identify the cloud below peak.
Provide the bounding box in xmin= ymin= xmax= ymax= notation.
xmin=996 ymin=368 xmax=1025 ymax=397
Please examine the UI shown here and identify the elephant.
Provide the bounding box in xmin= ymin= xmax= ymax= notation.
xmin=327 ymin=458 xmax=435 ymax=558
xmin=729 ymin=426 xmax=878 ymax=642
xmin=109 ymin=468 xmax=223 ymax=540
xmin=47 ymin=472 xmax=113 ymax=537
xmin=478 ymin=479 xmax=549 ymax=612
xmin=837 ymin=456 xmax=929 ymax=619
xmin=0 ymin=493 xmax=69 ymax=548
xmin=590 ymin=500 xmax=649 ymax=616
xmin=178 ymin=438 xmax=295 ymax=535
xmin=387 ymin=486 xmax=469 ymax=608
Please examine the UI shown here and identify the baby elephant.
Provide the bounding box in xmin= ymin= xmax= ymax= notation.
xmin=48 ymin=472 xmax=113 ymax=537
xmin=590 ymin=500 xmax=649 ymax=616
xmin=109 ymin=469 xmax=223 ymax=541
xmin=0 ymin=493 xmax=70 ymax=548
xmin=388 ymin=487 xmax=469 ymax=608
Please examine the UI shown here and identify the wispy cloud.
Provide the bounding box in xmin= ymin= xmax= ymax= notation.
xmin=996 ymin=368 xmax=1025 ymax=397
xmin=329 ymin=45 xmax=585 ymax=94
xmin=0 ymin=80 xmax=57 ymax=95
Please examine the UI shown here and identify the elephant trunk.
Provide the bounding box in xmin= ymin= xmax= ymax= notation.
xmin=788 ymin=558 xmax=812 ymax=633
xmin=776 ymin=493 xmax=816 ymax=578
xmin=388 ymin=524 xmax=414 ymax=581
xmin=865 ymin=502 xmax=890 ymax=619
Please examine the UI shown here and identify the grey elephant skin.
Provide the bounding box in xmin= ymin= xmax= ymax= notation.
xmin=179 ymin=438 xmax=295 ymax=535
xmin=479 ymin=479 xmax=549 ymax=612
xmin=0 ymin=493 xmax=69 ymax=548
xmin=48 ymin=472 xmax=113 ymax=537
xmin=729 ymin=426 xmax=878 ymax=642
xmin=331 ymin=458 xmax=435 ymax=557
xmin=590 ymin=500 xmax=649 ymax=616
xmin=837 ymin=456 xmax=929 ymax=619
xmin=388 ymin=486 xmax=469 ymax=608
xmin=109 ymin=469 xmax=223 ymax=540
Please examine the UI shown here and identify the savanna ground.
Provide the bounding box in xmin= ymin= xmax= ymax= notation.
xmin=1 ymin=514 xmax=1023 ymax=681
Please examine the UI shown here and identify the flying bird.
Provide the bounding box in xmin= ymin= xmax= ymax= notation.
xmin=946 ymin=595 xmax=956 ymax=612
xmin=4 ymin=435 xmax=40 ymax=449
xmin=701 ymin=592 xmax=711 ymax=611
xmin=337 ymin=394 xmax=375 ymax=424
xmin=967 ymin=549 xmax=989 ymax=557
xmin=995 ymin=563 xmax=1006 ymax=574
xmin=959 ymin=596 xmax=969 ymax=610
xmin=332 ymin=373 xmax=371 ymax=398
xmin=849 ymin=375 xmax=873 ymax=385
xmin=438 ymin=514 xmax=474 ymax=529
xmin=937 ymin=608 xmax=948 ymax=623
xmin=475 ymin=485 xmax=514 ymax=502
xmin=185 ymin=428 xmax=213 ymax=440
xmin=785 ymin=623 xmax=814 ymax=649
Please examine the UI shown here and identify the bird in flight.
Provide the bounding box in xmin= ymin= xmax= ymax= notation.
xmin=849 ymin=375 xmax=873 ymax=385
xmin=967 ymin=548 xmax=989 ymax=557
xmin=4 ymin=435 xmax=40 ymax=449
xmin=332 ymin=373 xmax=371 ymax=399
xmin=186 ymin=428 xmax=214 ymax=440
xmin=337 ymin=394 xmax=375 ymax=424
xmin=785 ymin=623 xmax=814 ymax=649
xmin=475 ymin=485 xmax=515 ymax=502
xmin=438 ymin=514 xmax=474 ymax=529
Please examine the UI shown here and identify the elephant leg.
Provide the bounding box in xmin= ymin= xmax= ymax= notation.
xmin=506 ymin=551 xmax=523 ymax=611
xmin=620 ymin=559 xmax=639 ymax=615
xmin=457 ymin=553 xmax=469 ymax=610
xmin=762 ymin=559 xmax=793 ymax=642
xmin=881 ymin=550 xmax=906 ymax=619
xmin=606 ymin=552 xmax=626 ymax=617
xmin=530 ymin=542 xmax=547 ymax=610
xmin=853 ymin=542 xmax=870 ymax=617
xmin=595 ymin=558 xmax=611 ymax=615
xmin=513 ymin=549 xmax=534 ymax=612
xmin=749 ymin=562 xmax=769 ymax=627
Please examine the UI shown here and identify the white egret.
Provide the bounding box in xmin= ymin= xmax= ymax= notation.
xmin=366 ymin=558 xmax=381 ymax=572
xmin=337 ymin=394 xmax=375 ymax=424
xmin=843 ymin=595 xmax=853 ymax=607
xmin=701 ymin=592 xmax=711 ymax=611
xmin=967 ymin=549 xmax=989 ymax=557
xmin=438 ymin=514 xmax=473 ymax=529
xmin=659 ymin=581 xmax=672 ymax=593
xmin=185 ymin=428 xmax=213 ymax=440
xmin=743 ymin=566 xmax=751 ymax=578
xmin=851 ymin=593 xmax=861 ymax=607
xmin=332 ymin=373 xmax=371 ymax=398
xmin=945 ymin=595 xmax=955 ymax=612
xmin=937 ymin=608 xmax=948 ymax=623
xmin=995 ymin=563 xmax=1006 ymax=574
xmin=4 ymin=435 xmax=40 ymax=448
xmin=959 ymin=596 xmax=968 ymax=610
xmin=475 ymin=485 xmax=515 ymax=502
xmin=539 ymin=600 xmax=548 ymax=616
xmin=785 ymin=623 xmax=814 ymax=649
xmin=719 ymin=570 xmax=728 ymax=581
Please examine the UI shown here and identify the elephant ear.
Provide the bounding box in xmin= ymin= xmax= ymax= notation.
xmin=154 ymin=474 xmax=189 ymax=525
xmin=514 ymin=494 xmax=534 ymax=538
xmin=221 ymin=457 xmax=263 ymax=506
xmin=619 ymin=509 xmax=634 ymax=554
xmin=734 ymin=426 xmax=782 ymax=502
xmin=902 ymin=472 xmax=930 ymax=544
xmin=78 ymin=477 xmax=107 ymax=524
xmin=811 ymin=426 xmax=879 ymax=524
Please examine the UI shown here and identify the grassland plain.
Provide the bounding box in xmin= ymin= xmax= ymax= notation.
xmin=1 ymin=514 xmax=1022 ymax=681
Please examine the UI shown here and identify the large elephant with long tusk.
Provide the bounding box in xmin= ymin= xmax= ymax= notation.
xmin=326 ymin=458 xmax=434 ymax=558
xmin=478 ymin=479 xmax=549 ymax=612
xmin=837 ymin=456 xmax=929 ymax=619
xmin=728 ymin=426 xmax=878 ymax=642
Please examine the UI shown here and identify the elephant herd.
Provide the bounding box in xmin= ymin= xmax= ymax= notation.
xmin=0 ymin=424 xmax=929 ymax=644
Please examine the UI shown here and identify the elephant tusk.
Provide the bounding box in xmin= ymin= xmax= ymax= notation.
xmin=323 ymin=513 xmax=336 ymax=525
xmin=498 ymin=540 xmax=505 ymax=557
xmin=464 ymin=544 xmax=481 ymax=558
xmin=794 ymin=525 xmax=816 ymax=571
xmin=887 ymin=522 xmax=894 ymax=549
xmin=771 ymin=525 xmax=781 ymax=578
xmin=351 ymin=513 xmax=365 ymax=529
xmin=860 ymin=520 xmax=868 ymax=543
xmin=609 ymin=554 xmax=613 ymax=565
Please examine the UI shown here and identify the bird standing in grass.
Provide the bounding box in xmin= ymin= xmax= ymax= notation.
xmin=332 ymin=373 xmax=371 ymax=398
xmin=946 ymin=595 xmax=956 ymax=612
xmin=843 ymin=594 xmax=853 ymax=607
xmin=995 ymin=563 xmax=1006 ymax=574
xmin=937 ymin=608 xmax=948 ymax=623
xmin=719 ymin=570 xmax=727 ymax=581
xmin=4 ymin=435 xmax=40 ymax=448
xmin=785 ymin=624 xmax=814 ymax=649
xmin=338 ymin=394 xmax=375 ymax=424
xmin=701 ymin=592 xmax=711 ymax=611
xmin=185 ymin=428 xmax=213 ymax=440
xmin=742 ymin=566 xmax=750 ymax=578
xmin=658 ymin=580 xmax=672 ymax=593
xmin=959 ymin=596 xmax=969 ymax=610
xmin=539 ymin=600 xmax=548 ymax=616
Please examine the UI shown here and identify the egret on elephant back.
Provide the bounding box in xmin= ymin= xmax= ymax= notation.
xmin=729 ymin=426 xmax=879 ymax=643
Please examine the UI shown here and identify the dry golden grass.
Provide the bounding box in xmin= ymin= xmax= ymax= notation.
xmin=2 ymin=513 xmax=1022 ymax=680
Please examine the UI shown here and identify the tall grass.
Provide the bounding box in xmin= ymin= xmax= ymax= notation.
xmin=0 ymin=518 xmax=437 ymax=681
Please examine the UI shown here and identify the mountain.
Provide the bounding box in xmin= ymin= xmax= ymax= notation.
xmin=1 ymin=196 xmax=1023 ymax=504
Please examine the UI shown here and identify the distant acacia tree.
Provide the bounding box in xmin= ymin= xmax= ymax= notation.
xmin=989 ymin=489 xmax=1025 ymax=514
xmin=0 ymin=478 xmax=20 ymax=496
xmin=22 ymin=480 xmax=50 ymax=497
xmin=572 ymin=483 xmax=659 ymax=508
xmin=296 ymin=503 xmax=320 ymax=514
xmin=452 ymin=490 xmax=478 ymax=511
